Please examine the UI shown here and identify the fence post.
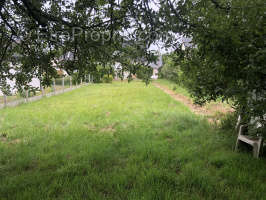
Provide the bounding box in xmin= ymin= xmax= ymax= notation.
xmin=40 ymin=83 xmax=44 ymax=97
xmin=70 ymin=76 xmax=72 ymax=88
xmin=62 ymin=77 xmax=65 ymax=92
xmin=3 ymin=94 xmax=7 ymax=108
xmin=53 ymin=78 xmax=56 ymax=94
xmin=88 ymin=74 xmax=91 ymax=83
xmin=81 ymin=78 xmax=83 ymax=85
xmin=85 ymin=75 xmax=87 ymax=84
xmin=42 ymin=86 xmax=44 ymax=97
xmin=26 ymin=90 xmax=29 ymax=102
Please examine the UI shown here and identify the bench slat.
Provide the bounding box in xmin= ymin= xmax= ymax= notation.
xmin=238 ymin=135 xmax=256 ymax=146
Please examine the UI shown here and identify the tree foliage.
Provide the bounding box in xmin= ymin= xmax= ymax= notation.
xmin=159 ymin=53 xmax=183 ymax=84
xmin=0 ymin=0 xmax=160 ymax=92
xmin=159 ymin=0 xmax=266 ymax=134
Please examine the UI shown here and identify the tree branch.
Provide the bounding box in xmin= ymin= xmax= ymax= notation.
xmin=0 ymin=0 xmax=6 ymax=11
xmin=210 ymin=0 xmax=231 ymax=12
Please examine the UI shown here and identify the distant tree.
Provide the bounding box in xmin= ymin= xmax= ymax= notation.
xmin=159 ymin=53 xmax=183 ymax=84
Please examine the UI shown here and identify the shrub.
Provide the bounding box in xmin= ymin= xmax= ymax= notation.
xmin=219 ymin=113 xmax=238 ymax=131
xmin=71 ymin=73 xmax=81 ymax=85
xmin=172 ymin=85 xmax=177 ymax=91
xmin=102 ymin=75 xmax=113 ymax=83
xmin=136 ymin=65 xmax=153 ymax=85
xmin=159 ymin=53 xmax=182 ymax=84
xmin=18 ymin=87 xmax=37 ymax=98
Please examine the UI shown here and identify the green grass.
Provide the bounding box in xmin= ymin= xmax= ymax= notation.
xmin=0 ymin=81 xmax=265 ymax=200
xmin=155 ymin=79 xmax=233 ymax=110
xmin=154 ymin=79 xmax=190 ymax=97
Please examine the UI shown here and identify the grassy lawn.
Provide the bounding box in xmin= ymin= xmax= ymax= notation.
xmin=0 ymin=81 xmax=265 ymax=200
xmin=154 ymin=79 xmax=233 ymax=114
xmin=154 ymin=79 xmax=190 ymax=97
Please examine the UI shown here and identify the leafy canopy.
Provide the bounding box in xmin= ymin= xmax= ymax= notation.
xmin=0 ymin=0 xmax=161 ymax=91
xmin=159 ymin=0 xmax=266 ymax=133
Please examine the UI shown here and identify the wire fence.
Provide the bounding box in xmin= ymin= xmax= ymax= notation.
xmin=0 ymin=75 xmax=93 ymax=109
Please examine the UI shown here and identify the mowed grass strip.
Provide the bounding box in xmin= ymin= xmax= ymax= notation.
xmin=0 ymin=81 xmax=265 ymax=200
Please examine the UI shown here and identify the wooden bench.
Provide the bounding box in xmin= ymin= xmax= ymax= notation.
xmin=235 ymin=125 xmax=264 ymax=158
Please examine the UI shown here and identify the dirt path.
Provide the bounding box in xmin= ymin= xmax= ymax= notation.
xmin=153 ymin=82 xmax=234 ymax=121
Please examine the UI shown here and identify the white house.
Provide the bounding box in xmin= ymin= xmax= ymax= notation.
xmin=149 ymin=54 xmax=163 ymax=79
xmin=113 ymin=62 xmax=130 ymax=80
xmin=0 ymin=52 xmax=72 ymax=96
xmin=113 ymin=53 xmax=163 ymax=80
xmin=181 ymin=37 xmax=193 ymax=50
xmin=0 ymin=68 xmax=40 ymax=96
